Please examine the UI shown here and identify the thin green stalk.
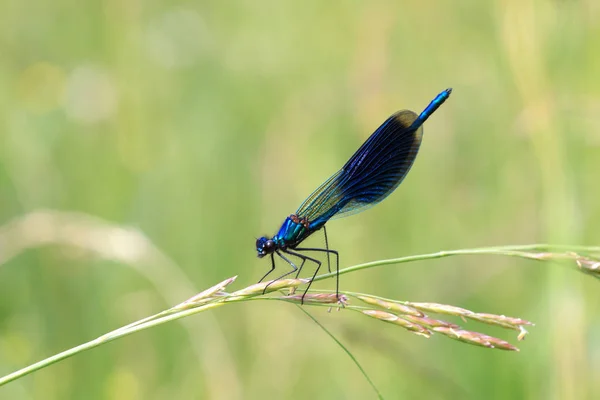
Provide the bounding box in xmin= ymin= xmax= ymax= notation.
xmin=295 ymin=306 xmax=384 ymax=400
xmin=312 ymin=244 xmax=599 ymax=282
xmin=0 ymin=300 xmax=225 ymax=386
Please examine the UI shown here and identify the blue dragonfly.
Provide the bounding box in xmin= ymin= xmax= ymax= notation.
xmin=256 ymin=88 xmax=452 ymax=302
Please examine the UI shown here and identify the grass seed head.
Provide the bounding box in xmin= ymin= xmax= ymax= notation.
xmin=433 ymin=327 xmax=519 ymax=351
xmin=405 ymin=302 xmax=472 ymax=317
xmin=357 ymin=295 xmax=423 ymax=316
xmin=403 ymin=315 xmax=460 ymax=329
xmin=228 ymin=279 xmax=310 ymax=299
xmin=574 ymin=255 xmax=600 ymax=278
xmin=283 ymin=293 xmax=349 ymax=305
xmin=362 ymin=310 xmax=431 ymax=338
xmin=174 ymin=276 xmax=237 ymax=309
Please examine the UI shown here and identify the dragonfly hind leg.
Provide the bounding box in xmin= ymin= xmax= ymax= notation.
xmin=293 ymin=226 xmax=340 ymax=300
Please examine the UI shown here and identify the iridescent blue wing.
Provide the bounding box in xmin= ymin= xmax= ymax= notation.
xmin=332 ymin=110 xmax=424 ymax=219
xmin=296 ymin=110 xmax=423 ymax=228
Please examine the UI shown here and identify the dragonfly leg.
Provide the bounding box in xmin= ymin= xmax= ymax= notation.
xmin=324 ymin=226 xmax=331 ymax=273
xmin=262 ymin=250 xmax=298 ymax=295
xmin=284 ymin=249 xmax=322 ymax=305
xmin=294 ymin=258 xmax=307 ymax=279
xmin=293 ymin=247 xmax=339 ymax=301
xmin=257 ymin=253 xmax=276 ymax=283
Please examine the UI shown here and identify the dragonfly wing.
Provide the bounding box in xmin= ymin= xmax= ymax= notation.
xmin=331 ymin=110 xmax=423 ymax=219
xmin=295 ymin=169 xmax=346 ymax=222
xmin=296 ymin=110 xmax=423 ymax=226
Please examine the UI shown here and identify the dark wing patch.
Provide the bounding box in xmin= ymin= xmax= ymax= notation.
xmin=295 ymin=110 xmax=423 ymax=227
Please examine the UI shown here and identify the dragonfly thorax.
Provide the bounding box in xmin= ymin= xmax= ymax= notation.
xmin=257 ymin=215 xmax=313 ymax=258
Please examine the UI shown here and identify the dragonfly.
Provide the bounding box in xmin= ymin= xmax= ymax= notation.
xmin=256 ymin=88 xmax=452 ymax=303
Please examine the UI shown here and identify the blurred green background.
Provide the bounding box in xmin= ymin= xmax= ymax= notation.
xmin=1 ymin=0 xmax=599 ymax=399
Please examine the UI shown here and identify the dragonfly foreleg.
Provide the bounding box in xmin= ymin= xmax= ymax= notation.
xmin=262 ymin=250 xmax=299 ymax=295
xmin=258 ymin=253 xmax=276 ymax=284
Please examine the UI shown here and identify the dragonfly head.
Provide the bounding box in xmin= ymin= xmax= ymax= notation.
xmin=256 ymin=236 xmax=276 ymax=258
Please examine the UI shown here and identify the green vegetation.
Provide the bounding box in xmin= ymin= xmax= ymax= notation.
xmin=1 ymin=1 xmax=599 ymax=398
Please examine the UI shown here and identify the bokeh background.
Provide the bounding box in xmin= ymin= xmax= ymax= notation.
xmin=1 ymin=0 xmax=599 ymax=399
